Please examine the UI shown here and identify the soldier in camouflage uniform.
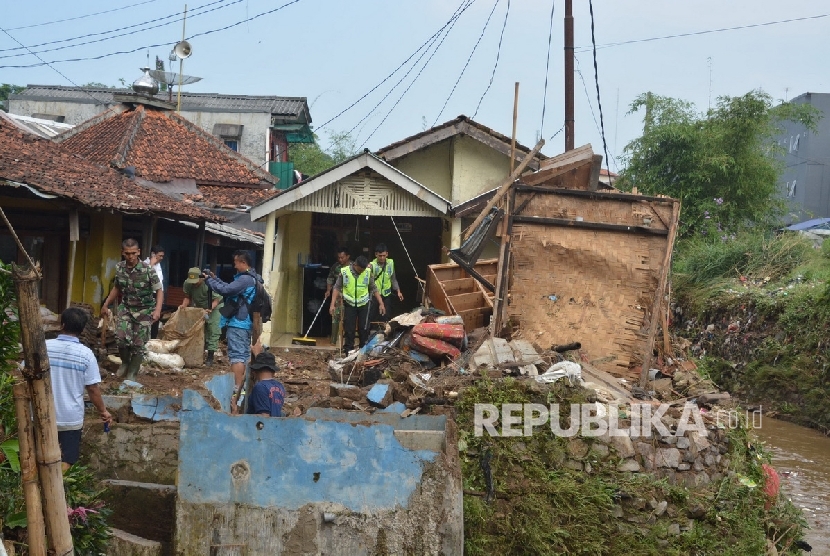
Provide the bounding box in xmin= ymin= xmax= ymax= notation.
xmin=324 ymin=247 xmax=351 ymax=346
xmin=101 ymin=238 xmax=163 ymax=380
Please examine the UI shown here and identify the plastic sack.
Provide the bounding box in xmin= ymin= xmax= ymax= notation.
xmin=145 ymin=351 xmax=185 ymax=369
xmin=146 ymin=339 xmax=180 ymax=354
xmin=159 ymin=307 xmax=205 ymax=367
xmin=535 ymin=361 xmax=583 ymax=385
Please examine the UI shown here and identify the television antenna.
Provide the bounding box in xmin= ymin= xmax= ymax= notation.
xmin=148 ymin=70 xmax=202 ymax=103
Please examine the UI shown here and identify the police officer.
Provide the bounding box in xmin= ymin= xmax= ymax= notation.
xmin=369 ymin=243 xmax=403 ymax=323
xmin=330 ymin=255 xmax=385 ymax=350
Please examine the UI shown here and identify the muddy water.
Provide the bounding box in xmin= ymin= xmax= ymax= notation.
xmin=754 ymin=417 xmax=830 ymax=555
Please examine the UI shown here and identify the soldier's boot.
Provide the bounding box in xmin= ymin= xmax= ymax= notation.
xmin=116 ymin=347 xmax=131 ymax=378
xmin=125 ymin=352 xmax=143 ymax=381
xmin=206 ymin=350 xmax=215 ymax=367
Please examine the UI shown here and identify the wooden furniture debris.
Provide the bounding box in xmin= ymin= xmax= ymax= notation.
xmin=458 ymin=143 xmax=681 ymax=382
xmin=426 ymin=259 xmax=498 ymax=332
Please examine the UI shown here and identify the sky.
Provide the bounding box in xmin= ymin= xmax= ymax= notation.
xmin=1 ymin=0 xmax=827 ymax=172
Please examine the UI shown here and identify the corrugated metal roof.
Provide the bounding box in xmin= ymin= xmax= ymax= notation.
xmin=784 ymin=217 xmax=830 ymax=231
xmin=4 ymin=113 xmax=74 ymax=138
xmin=12 ymin=85 xmax=310 ymax=119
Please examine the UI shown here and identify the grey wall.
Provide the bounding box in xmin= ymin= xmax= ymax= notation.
xmin=8 ymin=98 xmax=270 ymax=166
xmin=776 ymin=93 xmax=830 ymax=223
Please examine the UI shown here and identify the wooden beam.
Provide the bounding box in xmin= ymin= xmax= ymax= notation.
xmin=588 ymin=154 xmax=603 ymax=192
xmin=462 ymin=138 xmax=545 ymax=241
xmin=461 ymin=125 xmax=543 ymax=171
xmin=537 ymin=143 xmax=593 ymax=171
xmin=511 ymin=216 xmax=669 ymax=236
xmin=377 ymin=124 xmax=461 ymax=161
xmin=520 ymin=158 xmax=592 ymax=186
xmin=639 ymin=200 xmax=681 ymax=388
xmin=513 ymin=185 xmax=677 ymax=204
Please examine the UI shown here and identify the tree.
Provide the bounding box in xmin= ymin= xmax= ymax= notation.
xmin=0 ymin=84 xmax=24 ymax=112
xmin=618 ymin=90 xmax=820 ymax=237
xmin=288 ymin=130 xmax=358 ymax=177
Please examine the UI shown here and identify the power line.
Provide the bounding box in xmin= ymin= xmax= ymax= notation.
xmin=0 ymin=0 xmax=303 ymax=69
xmin=574 ymin=13 xmax=829 ymax=53
xmin=318 ymin=0 xmax=474 ymax=132
xmin=588 ymin=0 xmax=611 ymax=177
xmin=539 ymin=0 xmax=555 ymax=138
xmin=360 ymin=4 xmax=468 ymax=148
xmin=574 ymin=56 xmax=618 ymax=172
xmin=473 ymin=0 xmax=510 ymax=119
xmin=432 ymin=0 xmax=501 ymax=127
xmin=0 ymin=0 xmax=240 ymax=60
xmin=0 ymin=27 xmax=104 ymax=105
xmin=5 ymin=0 xmax=163 ymax=31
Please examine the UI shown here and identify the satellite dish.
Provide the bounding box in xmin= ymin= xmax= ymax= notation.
xmin=174 ymin=40 xmax=192 ymax=59
xmin=148 ymin=70 xmax=202 ymax=87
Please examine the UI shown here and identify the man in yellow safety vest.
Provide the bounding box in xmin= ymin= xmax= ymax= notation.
xmin=330 ymin=255 xmax=386 ymax=350
xmin=369 ymin=242 xmax=403 ymax=325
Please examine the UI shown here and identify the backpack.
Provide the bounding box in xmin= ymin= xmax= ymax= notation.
xmin=246 ymin=271 xmax=272 ymax=324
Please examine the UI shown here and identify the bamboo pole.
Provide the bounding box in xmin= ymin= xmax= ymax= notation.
xmin=13 ymin=383 xmax=47 ymax=556
xmin=638 ymin=201 xmax=681 ymax=388
xmin=12 ymin=263 xmax=73 ymax=556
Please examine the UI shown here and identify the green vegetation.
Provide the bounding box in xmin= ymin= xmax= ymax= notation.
xmin=0 ymin=84 xmax=24 ymax=112
xmin=288 ymin=130 xmax=358 ymax=177
xmin=619 ymin=90 xmax=820 ymax=237
xmin=455 ymin=379 xmax=805 ymax=555
xmin=671 ymin=230 xmax=830 ymax=432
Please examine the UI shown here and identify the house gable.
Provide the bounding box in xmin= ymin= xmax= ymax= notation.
xmin=250 ymin=152 xmax=449 ymax=220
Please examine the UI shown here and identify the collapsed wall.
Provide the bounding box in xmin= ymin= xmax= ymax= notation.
xmin=174 ymin=390 xmax=463 ymax=555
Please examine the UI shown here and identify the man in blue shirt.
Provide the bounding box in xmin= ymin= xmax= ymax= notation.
xmin=205 ymin=250 xmax=262 ymax=413
xmin=47 ymin=307 xmax=113 ymax=471
xmin=247 ymin=351 xmax=285 ymax=417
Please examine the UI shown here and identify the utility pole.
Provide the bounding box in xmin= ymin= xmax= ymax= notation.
xmin=564 ymin=0 xmax=575 ymax=151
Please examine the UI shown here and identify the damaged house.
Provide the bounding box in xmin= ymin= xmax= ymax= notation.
xmin=250 ymin=115 xmax=547 ymax=344
xmin=51 ymin=93 xmax=280 ymax=305
xmin=0 ymin=111 xmax=219 ymax=313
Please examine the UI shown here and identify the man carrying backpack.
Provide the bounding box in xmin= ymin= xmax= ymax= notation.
xmin=204 ymin=250 xmax=263 ymax=412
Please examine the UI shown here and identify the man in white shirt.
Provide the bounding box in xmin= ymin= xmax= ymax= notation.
xmin=47 ymin=307 xmax=112 ymax=471
xmin=144 ymin=245 xmax=165 ymax=338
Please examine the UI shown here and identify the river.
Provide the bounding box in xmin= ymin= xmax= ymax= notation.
xmin=754 ymin=417 xmax=830 ymax=555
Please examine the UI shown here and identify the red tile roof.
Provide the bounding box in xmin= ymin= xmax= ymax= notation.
xmin=56 ymin=104 xmax=277 ymax=189
xmin=185 ymin=185 xmax=279 ymax=208
xmin=0 ymin=114 xmax=220 ymax=222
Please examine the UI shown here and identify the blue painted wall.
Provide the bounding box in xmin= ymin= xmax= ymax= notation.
xmin=178 ymin=390 xmax=441 ymax=512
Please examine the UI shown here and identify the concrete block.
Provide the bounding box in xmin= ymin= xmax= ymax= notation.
xmin=329 ymin=383 xmax=365 ymax=402
xmin=380 ymin=401 xmax=407 ymax=413
xmin=102 ymin=481 xmax=176 ymax=555
xmin=131 ymin=395 xmax=181 ymax=422
xmin=393 ymin=430 xmax=445 ymax=453
xmin=509 ymin=339 xmax=542 ymax=376
xmin=107 ymin=528 xmax=161 ymax=556
xmin=367 ymin=384 xmax=393 ymax=408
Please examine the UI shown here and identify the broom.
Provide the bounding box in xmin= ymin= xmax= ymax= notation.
xmin=292 ymin=299 xmax=326 ymax=346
